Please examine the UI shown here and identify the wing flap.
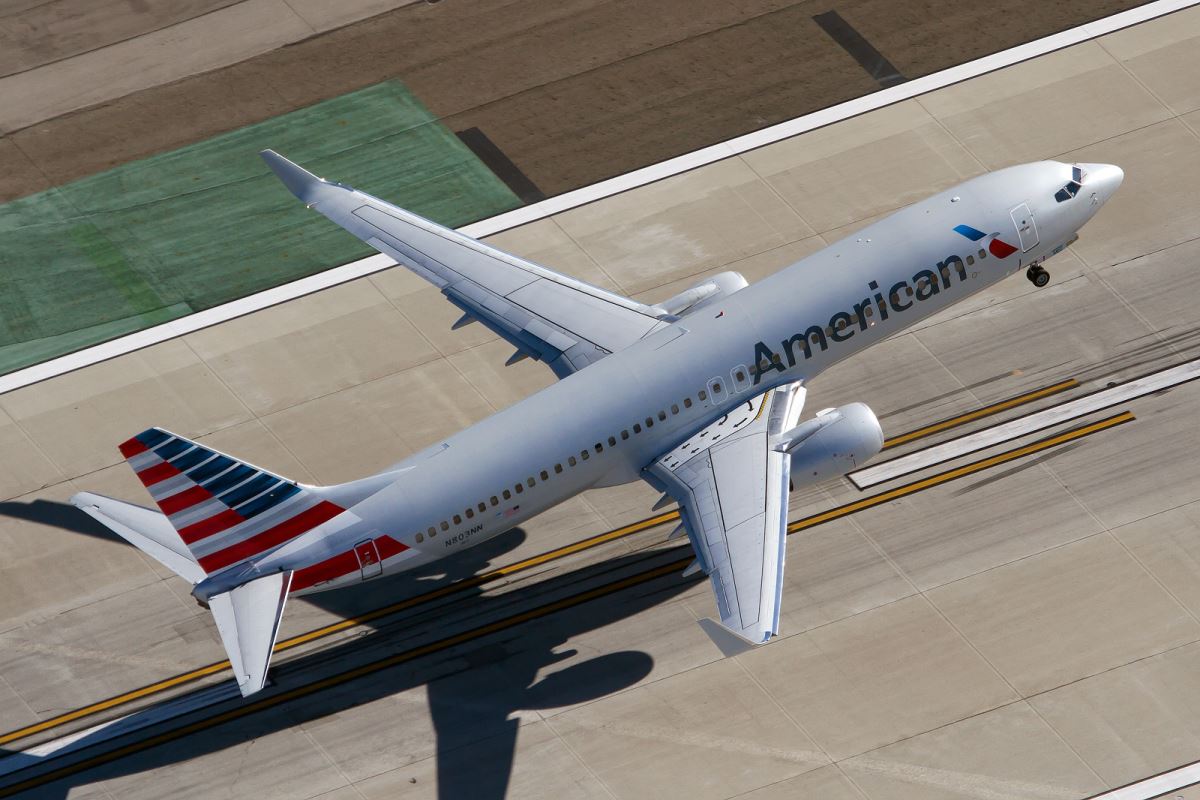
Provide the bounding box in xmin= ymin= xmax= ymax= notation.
xmin=647 ymin=383 xmax=803 ymax=644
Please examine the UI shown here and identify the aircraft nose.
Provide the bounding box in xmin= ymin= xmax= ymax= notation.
xmin=1080 ymin=162 xmax=1124 ymax=204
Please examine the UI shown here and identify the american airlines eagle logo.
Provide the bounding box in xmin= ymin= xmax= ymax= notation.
xmin=953 ymin=224 xmax=1018 ymax=258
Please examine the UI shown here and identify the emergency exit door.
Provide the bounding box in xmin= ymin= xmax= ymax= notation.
xmin=354 ymin=539 xmax=383 ymax=579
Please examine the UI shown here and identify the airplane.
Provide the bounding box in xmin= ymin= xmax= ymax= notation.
xmin=72 ymin=153 xmax=1123 ymax=697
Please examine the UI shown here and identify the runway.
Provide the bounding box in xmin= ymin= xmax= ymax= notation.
xmin=0 ymin=378 xmax=1091 ymax=755
xmin=4 ymin=3 xmax=1200 ymax=798
xmin=0 ymin=403 xmax=1141 ymax=796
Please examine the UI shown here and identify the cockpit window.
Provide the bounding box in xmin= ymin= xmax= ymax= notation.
xmin=1056 ymin=165 xmax=1088 ymax=203
xmin=1055 ymin=180 xmax=1083 ymax=203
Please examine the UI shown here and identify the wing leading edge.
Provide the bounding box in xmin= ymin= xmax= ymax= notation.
xmin=645 ymin=383 xmax=805 ymax=644
xmin=261 ymin=150 xmax=668 ymax=377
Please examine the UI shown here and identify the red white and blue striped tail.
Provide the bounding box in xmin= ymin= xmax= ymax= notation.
xmin=119 ymin=427 xmax=345 ymax=575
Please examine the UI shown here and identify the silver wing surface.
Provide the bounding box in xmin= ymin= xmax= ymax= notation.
xmin=261 ymin=150 xmax=668 ymax=377
xmin=646 ymin=383 xmax=805 ymax=644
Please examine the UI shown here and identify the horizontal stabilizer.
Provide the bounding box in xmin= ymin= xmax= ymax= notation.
xmin=210 ymin=570 xmax=293 ymax=697
xmin=71 ymin=492 xmax=204 ymax=583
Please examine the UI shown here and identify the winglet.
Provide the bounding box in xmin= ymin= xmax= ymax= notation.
xmin=260 ymin=149 xmax=325 ymax=205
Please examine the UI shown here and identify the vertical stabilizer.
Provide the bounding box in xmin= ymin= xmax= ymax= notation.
xmin=117 ymin=427 xmax=344 ymax=575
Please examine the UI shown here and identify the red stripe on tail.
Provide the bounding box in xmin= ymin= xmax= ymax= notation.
xmin=178 ymin=508 xmax=245 ymax=544
xmin=197 ymin=501 xmax=344 ymax=573
xmin=157 ymin=485 xmax=212 ymax=516
xmin=119 ymin=438 xmax=149 ymax=458
xmin=136 ymin=461 xmax=179 ymax=487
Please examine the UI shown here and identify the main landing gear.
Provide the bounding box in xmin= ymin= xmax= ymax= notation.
xmin=1026 ymin=265 xmax=1050 ymax=287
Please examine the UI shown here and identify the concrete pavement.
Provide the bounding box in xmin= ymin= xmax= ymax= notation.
xmin=5 ymin=6 xmax=1200 ymax=798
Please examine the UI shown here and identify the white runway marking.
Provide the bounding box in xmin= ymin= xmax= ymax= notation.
xmin=849 ymin=358 xmax=1200 ymax=489
xmin=0 ymin=0 xmax=1194 ymax=397
xmin=1088 ymin=763 xmax=1200 ymax=799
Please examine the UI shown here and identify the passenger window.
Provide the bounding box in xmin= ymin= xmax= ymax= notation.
xmin=416 ymin=532 xmax=424 ymax=543
xmin=698 ymin=390 xmax=707 ymax=401
xmin=621 ymin=430 xmax=630 ymax=439
xmin=515 ymin=483 xmax=523 ymax=494
xmin=671 ymin=404 xmax=679 ymax=415
xmin=466 ymin=508 xmax=474 ymax=519
xmin=581 ymin=449 xmax=590 ymax=460
xmin=453 ymin=514 xmax=462 ymax=525
xmin=633 ymin=424 xmax=641 ymax=434
xmin=540 ymin=470 xmax=549 ymax=480
xmin=527 ymin=477 xmax=535 ymax=487
xmin=608 ymin=436 xmax=617 ymax=446
xmin=503 ymin=489 xmax=512 ymax=500
xmin=734 ymin=370 xmax=745 ymax=383
xmin=966 ymin=255 xmax=975 ymax=265
xmin=490 ymin=496 xmax=498 ymax=506
xmin=569 ymin=456 xmax=577 ymax=466
xmin=427 ymin=526 xmax=436 ymax=536
xmin=440 ymin=521 xmax=448 ymax=532
xmin=657 ymin=411 xmax=666 ymax=421
xmin=978 ymin=249 xmax=986 ymax=259
xmin=555 ymin=463 xmax=563 ymax=473
xmin=684 ymin=398 xmax=692 ymax=409
xmin=478 ymin=502 xmax=486 ymax=512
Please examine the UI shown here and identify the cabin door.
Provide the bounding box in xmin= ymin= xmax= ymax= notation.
xmin=1010 ymin=203 xmax=1039 ymax=252
xmin=354 ymin=538 xmax=383 ymax=579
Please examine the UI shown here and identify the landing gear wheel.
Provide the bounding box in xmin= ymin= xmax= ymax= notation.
xmin=1027 ymin=265 xmax=1050 ymax=287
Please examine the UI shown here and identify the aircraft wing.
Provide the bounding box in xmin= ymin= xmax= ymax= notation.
xmin=261 ymin=150 xmax=668 ymax=378
xmin=645 ymin=382 xmax=805 ymax=644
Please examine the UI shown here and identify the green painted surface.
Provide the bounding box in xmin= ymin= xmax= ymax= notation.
xmin=0 ymin=81 xmax=521 ymax=376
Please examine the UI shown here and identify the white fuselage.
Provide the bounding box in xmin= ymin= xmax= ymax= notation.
xmin=258 ymin=161 xmax=1121 ymax=594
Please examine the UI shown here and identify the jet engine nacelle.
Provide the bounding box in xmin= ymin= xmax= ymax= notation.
xmin=777 ymin=403 xmax=883 ymax=484
xmin=655 ymin=271 xmax=749 ymax=317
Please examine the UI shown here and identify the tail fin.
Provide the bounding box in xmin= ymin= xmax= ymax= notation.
xmin=117 ymin=427 xmax=344 ymax=575
xmin=71 ymin=426 xmax=351 ymax=698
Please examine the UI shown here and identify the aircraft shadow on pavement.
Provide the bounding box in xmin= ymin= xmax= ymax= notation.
xmin=0 ymin=500 xmax=126 ymax=543
xmin=2 ymin=523 xmax=691 ymax=800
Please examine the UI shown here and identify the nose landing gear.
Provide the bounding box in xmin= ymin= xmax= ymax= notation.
xmin=1026 ymin=265 xmax=1050 ymax=287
